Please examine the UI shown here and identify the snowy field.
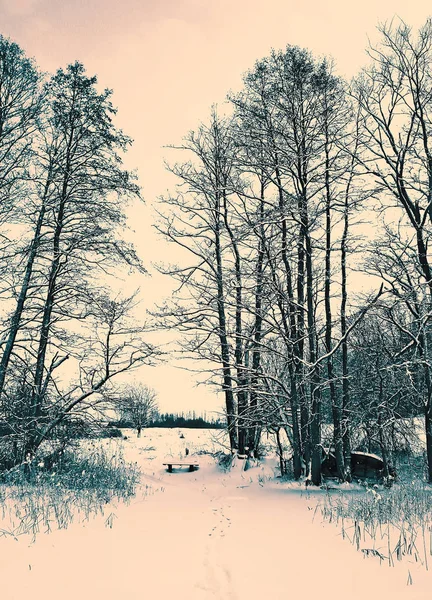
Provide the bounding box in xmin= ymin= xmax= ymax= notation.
xmin=0 ymin=427 xmax=431 ymax=600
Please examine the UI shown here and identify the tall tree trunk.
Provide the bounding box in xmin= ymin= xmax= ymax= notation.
xmin=214 ymin=193 xmax=238 ymax=452
xmin=341 ymin=181 xmax=352 ymax=480
xmin=275 ymin=428 xmax=286 ymax=477
xmin=0 ymin=176 xmax=51 ymax=397
xmin=222 ymin=189 xmax=247 ymax=456
xmin=324 ymin=136 xmax=345 ymax=481
xmin=306 ymin=228 xmax=321 ymax=486
xmin=425 ymin=400 xmax=432 ymax=484
xmin=248 ymin=180 xmax=266 ymax=457
xmin=288 ymin=361 xmax=303 ymax=479
xmin=376 ymin=371 xmax=393 ymax=481
xmin=31 ymin=185 xmax=68 ymax=419
xmin=274 ymin=164 xmax=303 ymax=477
xmin=31 ymin=128 xmax=75 ymax=424
xmin=297 ymin=206 xmax=310 ymax=474
xmin=420 ymin=332 xmax=432 ymax=483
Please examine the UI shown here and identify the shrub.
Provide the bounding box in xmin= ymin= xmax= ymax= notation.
xmin=99 ymin=427 xmax=123 ymax=439
xmin=0 ymin=444 xmax=142 ymax=538
xmin=319 ymin=481 xmax=432 ymax=570
xmin=2 ymin=446 xmax=138 ymax=494
xmin=217 ymin=451 xmax=236 ymax=472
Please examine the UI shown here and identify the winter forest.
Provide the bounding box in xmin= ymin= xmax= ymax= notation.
xmin=156 ymin=19 xmax=432 ymax=486
xmin=3 ymin=12 xmax=432 ymax=600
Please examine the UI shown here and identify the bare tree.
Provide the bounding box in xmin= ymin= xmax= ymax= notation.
xmin=155 ymin=111 xmax=242 ymax=453
xmin=0 ymin=56 xmax=156 ymax=465
xmin=118 ymin=383 xmax=158 ymax=437
xmin=26 ymin=292 xmax=158 ymax=457
xmin=0 ymin=36 xmax=44 ymax=393
xmin=0 ymin=35 xmax=43 ymax=222
xmin=29 ymin=62 xmax=142 ymax=422
xmin=353 ymin=18 xmax=432 ymax=480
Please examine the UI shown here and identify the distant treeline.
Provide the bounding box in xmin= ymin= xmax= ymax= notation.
xmin=109 ymin=411 xmax=225 ymax=430
xmin=149 ymin=412 xmax=224 ymax=429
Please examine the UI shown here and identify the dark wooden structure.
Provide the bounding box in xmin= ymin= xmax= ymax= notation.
xmin=321 ymin=449 xmax=395 ymax=480
xmin=163 ymin=461 xmax=199 ymax=473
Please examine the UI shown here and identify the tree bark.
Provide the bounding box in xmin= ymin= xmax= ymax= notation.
xmin=214 ymin=192 xmax=238 ymax=452
xmin=248 ymin=180 xmax=266 ymax=457
xmin=341 ymin=175 xmax=352 ymax=480
xmin=323 ymin=131 xmax=345 ymax=481
xmin=0 ymin=181 xmax=50 ymax=397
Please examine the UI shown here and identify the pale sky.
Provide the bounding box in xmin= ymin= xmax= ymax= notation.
xmin=1 ymin=0 xmax=430 ymax=414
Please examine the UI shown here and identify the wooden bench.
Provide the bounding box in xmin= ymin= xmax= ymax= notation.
xmin=163 ymin=462 xmax=199 ymax=473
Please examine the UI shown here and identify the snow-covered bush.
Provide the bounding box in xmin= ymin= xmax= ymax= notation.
xmin=319 ymin=482 xmax=432 ymax=570
xmin=0 ymin=444 xmax=141 ymax=538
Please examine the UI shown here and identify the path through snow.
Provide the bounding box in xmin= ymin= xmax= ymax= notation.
xmin=0 ymin=428 xmax=430 ymax=599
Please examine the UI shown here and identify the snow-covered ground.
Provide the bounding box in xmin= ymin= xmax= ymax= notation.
xmin=0 ymin=427 xmax=431 ymax=599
